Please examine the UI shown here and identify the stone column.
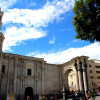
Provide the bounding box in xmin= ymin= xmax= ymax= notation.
xmin=83 ymin=64 xmax=88 ymax=94
xmin=74 ymin=61 xmax=79 ymax=91
xmin=78 ymin=70 xmax=83 ymax=91
xmin=75 ymin=70 xmax=79 ymax=91
xmin=78 ymin=60 xmax=85 ymax=92
xmin=83 ymin=70 xmax=87 ymax=91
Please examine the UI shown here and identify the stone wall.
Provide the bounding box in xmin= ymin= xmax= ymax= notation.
xmin=0 ymin=53 xmax=62 ymax=100
xmin=43 ymin=63 xmax=61 ymax=94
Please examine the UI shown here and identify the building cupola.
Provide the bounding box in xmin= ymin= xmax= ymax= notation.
xmin=0 ymin=8 xmax=5 ymax=52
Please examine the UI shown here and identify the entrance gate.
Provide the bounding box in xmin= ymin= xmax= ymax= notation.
xmin=63 ymin=56 xmax=89 ymax=93
xmin=24 ymin=87 xmax=33 ymax=100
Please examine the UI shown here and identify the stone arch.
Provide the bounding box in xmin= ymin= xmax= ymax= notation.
xmin=63 ymin=65 xmax=76 ymax=91
xmin=24 ymin=87 xmax=33 ymax=100
xmin=63 ymin=56 xmax=89 ymax=94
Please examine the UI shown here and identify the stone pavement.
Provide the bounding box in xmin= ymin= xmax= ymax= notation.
xmin=95 ymin=96 xmax=100 ymax=100
xmin=60 ymin=96 xmax=100 ymax=100
xmin=59 ymin=96 xmax=100 ymax=100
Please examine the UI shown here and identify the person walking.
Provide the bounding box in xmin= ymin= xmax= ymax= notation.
xmin=27 ymin=96 xmax=30 ymax=100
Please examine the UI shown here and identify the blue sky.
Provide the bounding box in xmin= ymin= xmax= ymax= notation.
xmin=0 ymin=0 xmax=100 ymax=64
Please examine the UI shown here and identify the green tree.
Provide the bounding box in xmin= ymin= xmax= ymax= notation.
xmin=72 ymin=0 xmax=100 ymax=42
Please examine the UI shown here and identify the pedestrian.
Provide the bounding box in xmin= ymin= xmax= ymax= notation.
xmin=97 ymin=89 xmax=99 ymax=95
xmin=86 ymin=94 xmax=88 ymax=100
xmin=55 ymin=97 xmax=58 ymax=100
xmin=27 ymin=96 xmax=30 ymax=100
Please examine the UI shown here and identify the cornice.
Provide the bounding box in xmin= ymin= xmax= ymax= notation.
xmin=2 ymin=52 xmax=45 ymax=62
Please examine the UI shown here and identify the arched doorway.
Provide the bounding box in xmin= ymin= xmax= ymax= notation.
xmin=63 ymin=69 xmax=76 ymax=99
xmin=68 ymin=70 xmax=76 ymax=91
xmin=24 ymin=87 xmax=33 ymax=100
xmin=64 ymin=69 xmax=76 ymax=91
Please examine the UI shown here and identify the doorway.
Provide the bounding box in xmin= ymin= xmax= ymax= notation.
xmin=24 ymin=87 xmax=33 ymax=100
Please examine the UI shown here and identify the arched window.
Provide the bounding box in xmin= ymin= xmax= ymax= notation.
xmin=2 ymin=65 xmax=5 ymax=73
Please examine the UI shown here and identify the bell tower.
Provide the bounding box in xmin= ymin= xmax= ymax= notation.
xmin=0 ymin=8 xmax=5 ymax=52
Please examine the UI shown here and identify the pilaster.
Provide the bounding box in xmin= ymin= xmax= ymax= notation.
xmin=14 ymin=56 xmax=18 ymax=98
xmin=41 ymin=61 xmax=45 ymax=95
xmin=20 ymin=58 xmax=25 ymax=99
xmin=6 ymin=54 xmax=11 ymax=100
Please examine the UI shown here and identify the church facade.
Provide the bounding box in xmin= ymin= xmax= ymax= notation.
xmin=0 ymin=10 xmax=100 ymax=100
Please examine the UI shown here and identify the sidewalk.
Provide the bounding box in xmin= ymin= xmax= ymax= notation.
xmin=95 ymin=96 xmax=100 ymax=100
xmin=59 ymin=96 xmax=100 ymax=100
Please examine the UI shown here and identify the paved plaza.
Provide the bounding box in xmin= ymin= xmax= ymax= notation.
xmin=95 ymin=96 xmax=100 ymax=100
xmin=66 ymin=96 xmax=100 ymax=100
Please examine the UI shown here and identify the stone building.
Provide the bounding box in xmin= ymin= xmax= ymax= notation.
xmin=87 ymin=59 xmax=100 ymax=89
xmin=0 ymin=9 xmax=100 ymax=100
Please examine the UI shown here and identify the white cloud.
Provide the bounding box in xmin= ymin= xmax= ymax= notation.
xmin=2 ymin=0 xmax=75 ymax=51
xmin=28 ymin=42 xmax=100 ymax=64
xmin=49 ymin=36 xmax=55 ymax=44
xmin=2 ymin=0 xmax=75 ymax=27
xmin=0 ymin=0 xmax=17 ymax=11
xmin=3 ymin=26 xmax=47 ymax=51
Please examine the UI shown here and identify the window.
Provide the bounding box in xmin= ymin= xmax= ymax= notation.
xmin=27 ymin=69 xmax=31 ymax=76
xmin=2 ymin=65 xmax=5 ymax=73
xmin=89 ymin=65 xmax=91 ymax=67
xmin=90 ymin=76 xmax=93 ymax=79
xmin=96 ymin=66 xmax=100 ymax=68
xmin=97 ymin=77 xmax=100 ymax=79
xmin=90 ymin=70 xmax=92 ymax=73
xmin=96 ymin=71 xmax=100 ymax=73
